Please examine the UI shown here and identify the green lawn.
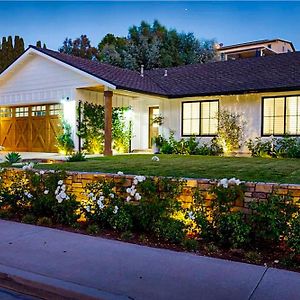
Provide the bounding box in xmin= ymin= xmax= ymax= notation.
xmin=35 ymin=154 xmax=300 ymax=184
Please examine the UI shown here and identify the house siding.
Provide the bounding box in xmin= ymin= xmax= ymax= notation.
xmin=157 ymin=90 xmax=300 ymax=152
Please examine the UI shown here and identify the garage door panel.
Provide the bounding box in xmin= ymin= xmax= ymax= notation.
xmin=31 ymin=117 xmax=47 ymax=152
xmin=0 ymin=104 xmax=60 ymax=153
xmin=15 ymin=119 xmax=30 ymax=151
xmin=0 ymin=119 xmax=15 ymax=150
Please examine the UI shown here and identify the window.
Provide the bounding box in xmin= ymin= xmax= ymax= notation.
xmin=262 ymin=96 xmax=300 ymax=135
xmin=182 ymin=100 xmax=219 ymax=136
xmin=49 ymin=104 xmax=62 ymax=116
xmin=0 ymin=107 xmax=12 ymax=118
xmin=32 ymin=105 xmax=46 ymax=117
xmin=15 ymin=106 xmax=29 ymax=117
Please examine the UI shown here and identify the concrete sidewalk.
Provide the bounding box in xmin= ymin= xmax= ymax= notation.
xmin=0 ymin=220 xmax=299 ymax=300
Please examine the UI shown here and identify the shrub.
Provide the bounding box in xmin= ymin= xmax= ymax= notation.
xmin=27 ymin=170 xmax=79 ymax=225
xmin=86 ymin=224 xmax=100 ymax=235
xmin=56 ymin=121 xmax=74 ymax=155
xmin=216 ymin=110 xmax=245 ymax=153
xmin=246 ymin=136 xmax=300 ymax=158
xmin=287 ymin=214 xmax=300 ymax=255
xmin=158 ymin=133 xmax=222 ymax=156
xmin=67 ymin=151 xmax=86 ymax=162
xmin=249 ymin=194 xmax=298 ymax=245
xmin=154 ymin=217 xmax=186 ymax=244
xmin=37 ymin=216 xmax=53 ymax=226
xmin=21 ymin=214 xmax=36 ymax=224
xmin=5 ymin=152 xmax=21 ymax=164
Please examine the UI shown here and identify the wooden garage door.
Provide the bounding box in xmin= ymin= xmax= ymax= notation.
xmin=0 ymin=104 xmax=62 ymax=152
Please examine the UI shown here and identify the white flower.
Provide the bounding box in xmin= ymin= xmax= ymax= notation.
xmin=55 ymin=187 xmax=60 ymax=195
xmin=61 ymin=184 xmax=66 ymax=191
xmin=135 ymin=175 xmax=146 ymax=183
xmin=56 ymin=195 xmax=63 ymax=203
xmin=228 ymin=177 xmax=241 ymax=186
xmin=39 ymin=170 xmax=45 ymax=175
xmin=58 ymin=180 xmax=63 ymax=186
xmin=109 ymin=193 xmax=114 ymax=199
xmin=117 ymin=171 xmax=124 ymax=176
xmin=188 ymin=211 xmax=195 ymax=220
xmin=134 ymin=193 xmax=141 ymax=201
xmin=126 ymin=187 xmax=131 ymax=194
xmin=59 ymin=192 xmax=67 ymax=199
xmin=88 ymin=192 xmax=94 ymax=199
xmin=152 ymin=156 xmax=160 ymax=162
xmin=24 ymin=192 xmax=33 ymax=199
xmin=126 ymin=196 xmax=131 ymax=202
xmin=98 ymin=201 xmax=105 ymax=210
xmin=44 ymin=190 xmax=49 ymax=195
xmin=113 ymin=206 xmax=119 ymax=214
xmin=85 ymin=205 xmax=91 ymax=212
xmin=35 ymin=172 xmax=39 ymax=176
xmin=218 ymin=178 xmax=228 ymax=188
xmin=133 ymin=179 xmax=138 ymax=185
xmin=99 ymin=195 xmax=105 ymax=201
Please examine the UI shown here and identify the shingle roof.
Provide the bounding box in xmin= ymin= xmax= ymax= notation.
xmin=27 ymin=46 xmax=300 ymax=98
xmin=218 ymin=38 xmax=295 ymax=51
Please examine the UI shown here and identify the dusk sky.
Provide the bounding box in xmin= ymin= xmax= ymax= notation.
xmin=0 ymin=1 xmax=300 ymax=50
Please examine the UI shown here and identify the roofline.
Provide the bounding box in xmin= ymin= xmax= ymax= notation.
xmin=0 ymin=46 xmax=117 ymax=89
xmin=167 ymin=86 xmax=300 ymax=99
xmin=219 ymin=39 xmax=295 ymax=52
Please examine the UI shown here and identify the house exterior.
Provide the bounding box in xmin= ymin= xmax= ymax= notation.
xmin=216 ymin=39 xmax=295 ymax=61
xmin=0 ymin=45 xmax=300 ymax=154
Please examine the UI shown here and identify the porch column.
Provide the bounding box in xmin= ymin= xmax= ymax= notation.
xmin=104 ymin=90 xmax=113 ymax=156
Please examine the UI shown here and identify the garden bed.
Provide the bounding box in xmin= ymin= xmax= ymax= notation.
xmin=0 ymin=168 xmax=299 ymax=273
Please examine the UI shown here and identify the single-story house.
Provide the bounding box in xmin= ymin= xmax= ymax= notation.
xmin=0 ymin=45 xmax=300 ymax=154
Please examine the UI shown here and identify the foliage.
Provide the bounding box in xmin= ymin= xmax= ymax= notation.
xmin=154 ymin=217 xmax=186 ymax=244
xmin=59 ymin=21 xmax=216 ymax=70
xmin=0 ymin=169 xmax=79 ymax=225
xmin=287 ymin=214 xmax=300 ymax=255
xmin=157 ymin=133 xmax=223 ymax=156
xmin=0 ymin=35 xmax=46 ymax=72
xmin=77 ymin=102 xmax=131 ymax=154
xmin=216 ymin=110 xmax=245 ymax=153
xmin=56 ymin=120 xmax=75 ymax=155
xmin=5 ymin=152 xmax=21 ymax=164
xmin=191 ymin=180 xmax=250 ymax=248
xmin=67 ymin=151 xmax=86 ymax=162
xmin=2 ymin=167 xmax=300 ymax=261
xmin=249 ymin=194 xmax=299 ymax=245
xmin=247 ymin=136 xmax=300 ymax=158
xmin=59 ymin=35 xmax=97 ymax=59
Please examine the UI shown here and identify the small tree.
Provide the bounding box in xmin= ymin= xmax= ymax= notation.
xmin=217 ymin=110 xmax=245 ymax=154
xmin=56 ymin=120 xmax=75 ymax=155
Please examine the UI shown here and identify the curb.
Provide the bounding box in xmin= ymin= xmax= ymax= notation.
xmin=0 ymin=264 xmax=130 ymax=300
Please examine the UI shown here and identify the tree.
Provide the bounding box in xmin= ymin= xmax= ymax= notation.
xmin=97 ymin=20 xmax=217 ymax=70
xmin=59 ymin=35 xmax=97 ymax=60
xmin=0 ymin=35 xmax=46 ymax=72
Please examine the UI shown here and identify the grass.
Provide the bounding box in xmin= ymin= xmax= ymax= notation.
xmin=35 ymin=154 xmax=300 ymax=184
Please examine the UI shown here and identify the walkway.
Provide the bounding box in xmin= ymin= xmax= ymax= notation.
xmin=0 ymin=220 xmax=299 ymax=300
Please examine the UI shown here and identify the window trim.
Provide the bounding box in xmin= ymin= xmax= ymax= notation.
xmin=261 ymin=95 xmax=300 ymax=137
xmin=181 ymin=100 xmax=219 ymax=137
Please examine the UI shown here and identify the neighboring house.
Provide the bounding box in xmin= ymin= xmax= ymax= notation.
xmin=0 ymin=45 xmax=300 ymax=154
xmin=216 ymin=39 xmax=295 ymax=61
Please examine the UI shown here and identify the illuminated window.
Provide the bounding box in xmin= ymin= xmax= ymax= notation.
xmin=263 ymin=96 xmax=300 ymax=135
xmin=182 ymin=100 xmax=218 ymax=136
xmin=0 ymin=107 xmax=12 ymax=118
xmin=15 ymin=107 xmax=29 ymax=117
xmin=49 ymin=104 xmax=62 ymax=116
xmin=32 ymin=105 xmax=46 ymax=117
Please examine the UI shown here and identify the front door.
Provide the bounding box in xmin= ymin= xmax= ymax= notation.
xmin=148 ymin=106 xmax=160 ymax=148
